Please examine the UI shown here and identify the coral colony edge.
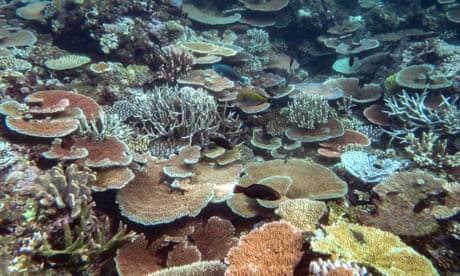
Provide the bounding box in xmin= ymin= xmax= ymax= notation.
xmin=0 ymin=0 xmax=459 ymax=275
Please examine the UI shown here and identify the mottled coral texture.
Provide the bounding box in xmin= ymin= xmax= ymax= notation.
xmin=225 ymin=221 xmax=304 ymax=275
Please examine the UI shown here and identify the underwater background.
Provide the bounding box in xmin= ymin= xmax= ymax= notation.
xmin=0 ymin=0 xmax=459 ymax=275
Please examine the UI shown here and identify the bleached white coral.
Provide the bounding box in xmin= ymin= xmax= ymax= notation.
xmin=0 ymin=141 xmax=16 ymax=170
xmin=100 ymin=33 xmax=119 ymax=54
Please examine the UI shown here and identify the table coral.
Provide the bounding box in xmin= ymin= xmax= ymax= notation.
xmin=275 ymin=198 xmax=327 ymax=232
xmin=116 ymin=155 xmax=215 ymax=225
xmin=362 ymin=170 xmax=448 ymax=236
xmin=225 ymin=221 xmax=304 ymax=276
xmin=310 ymin=220 xmax=439 ymax=276
xmin=226 ymin=159 xmax=347 ymax=218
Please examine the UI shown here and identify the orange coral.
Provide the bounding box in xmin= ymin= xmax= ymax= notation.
xmin=225 ymin=221 xmax=304 ymax=275
xmin=25 ymin=90 xmax=102 ymax=121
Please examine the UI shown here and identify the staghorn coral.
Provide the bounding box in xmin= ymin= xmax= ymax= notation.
xmin=156 ymin=47 xmax=195 ymax=84
xmin=287 ymin=94 xmax=337 ymax=130
xmin=112 ymin=86 xmax=226 ymax=146
xmin=384 ymin=90 xmax=460 ymax=140
xmin=78 ymin=111 xmax=135 ymax=143
xmin=38 ymin=203 xmax=137 ymax=273
xmin=225 ymin=221 xmax=304 ymax=276
xmin=310 ymin=220 xmax=439 ymax=276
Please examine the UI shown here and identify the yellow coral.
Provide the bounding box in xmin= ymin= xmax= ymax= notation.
xmin=310 ymin=220 xmax=438 ymax=276
xmin=275 ymin=198 xmax=327 ymax=232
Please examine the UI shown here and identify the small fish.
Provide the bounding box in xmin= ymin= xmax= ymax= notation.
xmin=212 ymin=64 xmax=249 ymax=85
xmin=348 ymin=56 xmax=355 ymax=67
xmin=234 ymin=184 xmax=281 ymax=201
xmin=209 ymin=136 xmax=234 ymax=150
xmin=239 ymin=89 xmax=268 ymax=103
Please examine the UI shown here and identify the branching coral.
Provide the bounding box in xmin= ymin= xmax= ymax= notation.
xmin=236 ymin=28 xmax=271 ymax=54
xmin=78 ymin=111 xmax=135 ymax=143
xmin=112 ymin=86 xmax=241 ymax=147
xmin=157 ymin=47 xmax=195 ymax=84
xmin=287 ymin=94 xmax=337 ymax=130
xmin=403 ymin=131 xmax=460 ymax=175
xmin=38 ymin=203 xmax=136 ymax=273
xmin=0 ymin=140 xmax=16 ymax=170
xmin=384 ymin=90 xmax=460 ymax=140
xmin=32 ymin=163 xmax=95 ymax=219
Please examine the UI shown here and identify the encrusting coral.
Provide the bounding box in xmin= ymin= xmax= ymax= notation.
xmin=362 ymin=170 xmax=448 ymax=236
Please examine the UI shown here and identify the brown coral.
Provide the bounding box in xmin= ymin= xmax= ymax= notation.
xmin=225 ymin=221 xmax=304 ymax=275
xmin=116 ymin=155 xmax=214 ymax=225
xmin=226 ymin=159 xmax=347 ymax=218
xmin=192 ymin=216 xmax=239 ymax=261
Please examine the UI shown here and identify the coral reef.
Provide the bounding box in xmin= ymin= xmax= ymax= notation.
xmin=1 ymin=0 xmax=459 ymax=274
